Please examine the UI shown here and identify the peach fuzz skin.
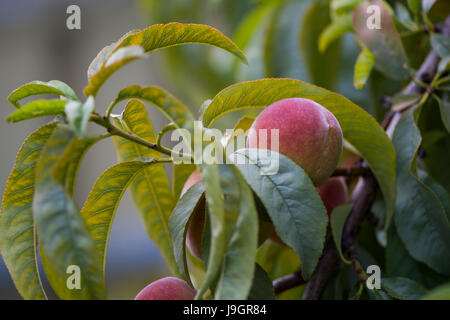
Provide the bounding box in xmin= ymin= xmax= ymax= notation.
xmin=135 ymin=277 xmax=196 ymax=300
xmin=247 ymin=98 xmax=343 ymax=186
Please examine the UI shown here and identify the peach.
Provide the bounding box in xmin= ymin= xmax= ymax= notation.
xmin=181 ymin=171 xmax=272 ymax=259
xmin=135 ymin=277 xmax=196 ymax=300
xmin=317 ymin=177 xmax=348 ymax=216
xmin=247 ymin=98 xmax=343 ymax=186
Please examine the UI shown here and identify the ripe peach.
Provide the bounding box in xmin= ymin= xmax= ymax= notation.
xmin=135 ymin=277 xmax=196 ymax=300
xmin=247 ymin=98 xmax=343 ymax=186
xmin=317 ymin=177 xmax=348 ymax=216
xmin=181 ymin=171 xmax=273 ymax=259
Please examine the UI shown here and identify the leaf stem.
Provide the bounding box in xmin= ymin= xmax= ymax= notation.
xmin=91 ymin=114 xmax=193 ymax=161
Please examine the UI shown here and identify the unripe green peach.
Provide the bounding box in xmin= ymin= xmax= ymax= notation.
xmin=134 ymin=277 xmax=196 ymax=300
xmin=247 ymin=98 xmax=343 ymax=186
xmin=181 ymin=171 xmax=273 ymax=259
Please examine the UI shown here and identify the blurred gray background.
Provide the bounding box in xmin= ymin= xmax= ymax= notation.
xmin=0 ymin=0 xmax=182 ymax=299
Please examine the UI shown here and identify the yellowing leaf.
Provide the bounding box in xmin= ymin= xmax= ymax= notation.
xmin=8 ymin=80 xmax=78 ymax=108
xmin=0 ymin=123 xmax=57 ymax=300
xmin=81 ymin=158 xmax=171 ymax=274
xmin=112 ymin=100 xmax=178 ymax=276
xmin=353 ymin=46 xmax=375 ymax=89
xmin=84 ymin=23 xmax=247 ymax=97
xmin=7 ymin=100 xmax=67 ymax=123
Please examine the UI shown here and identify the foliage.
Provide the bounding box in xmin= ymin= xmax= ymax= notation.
xmin=1 ymin=0 xmax=450 ymax=300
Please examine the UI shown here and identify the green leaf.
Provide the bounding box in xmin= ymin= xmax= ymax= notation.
xmin=202 ymin=78 xmax=396 ymax=230
xmin=214 ymin=169 xmax=258 ymax=299
xmin=173 ymin=163 xmax=196 ymax=200
xmin=195 ymin=163 xmax=241 ymax=299
xmin=112 ymin=100 xmax=178 ymax=276
xmin=224 ymin=115 xmax=255 ymax=150
xmin=318 ymin=13 xmax=352 ymax=53
xmin=263 ymin=0 xmax=309 ymax=79
xmin=331 ymin=0 xmax=363 ymax=14
xmin=437 ymin=56 xmax=450 ymax=75
xmin=395 ymin=2 xmax=417 ymax=31
xmin=81 ymin=159 xmax=168 ymax=276
xmin=422 ymin=282 xmax=450 ymax=299
xmin=7 ymin=100 xmax=67 ymax=123
xmin=232 ymin=149 xmax=328 ymax=279
xmin=84 ymin=23 xmax=247 ymax=97
xmin=391 ymin=93 xmax=421 ymax=112
xmin=386 ymin=223 xmax=447 ymax=289
xmin=381 ymin=277 xmax=428 ymax=300
xmin=256 ymin=240 xmax=303 ymax=300
xmin=233 ymin=0 xmax=281 ymax=50
xmin=353 ymin=0 xmax=410 ymax=79
xmin=406 ymin=0 xmax=421 ymax=17
xmin=300 ymin=0 xmax=341 ymax=90
xmin=0 ymin=123 xmax=57 ymax=300
xmin=114 ymin=85 xmax=195 ymax=137
xmin=169 ymin=182 xmax=205 ymax=282
xmin=392 ymin=112 xmax=450 ymax=275
xmin=247 ymin=264 xmax=275 ymax=300
xmin=8 ymin=80 xmax=78 ymax=109
xmin=431 ymin=33 xmax=450 ymax=58
xmin=353 ymin=46 xmax=375 ymax=89
xmin=33 ymin=126 xmax=105 ymax=299
xmin=330 ymin=203 xmax=353 ymax=264
xmin=436 ymin=94 xmax=450 ymax=133
xmin=65 ymin=96 xmax=95 ymax=137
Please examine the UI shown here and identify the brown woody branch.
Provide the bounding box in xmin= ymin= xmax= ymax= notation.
xmin=298 ymin=14 xmax=450 ymax=300
xmin=273 ymin=270 xmax=305 ymax=295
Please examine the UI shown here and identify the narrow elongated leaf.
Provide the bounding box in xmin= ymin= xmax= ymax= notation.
xmin=81 ymin=159 xmax=168 ymax=274
xmin=248 ymin=264 xmax=275 ymax=300
xmin=8 ymin=80 xmax=78 ymax=108
xmin=33 ymin=126 xmax=105 ymax=299
xmin=300 ymin=0 xmax=341 ymax=89
xmin=232 ymin=149 xmax=327 ymax=279
xmin=430 ymin=33 xmax=450 ymax=58
xmin=353 ymin=0 xmax=409 ymax=79
xmin=381 ymin=277 xmax=428 ymax=299
xmin=112 ymin=100 xmax=178 ymax=276
xmin=7 ymin=100 xmax=67 ymax=123
xmin=115 ymin=85 xmax=195 ymax=136
xmin=0 ymin=123 xmax=57 ymax=300
xmin=195 ymin=163 xmax=241 ymax=299
xmin=422 ymin=282 xmax=450 ymax=300
xmin=393 ymin=113 xmax=450 ymax=275
xmin=256 ymin=241 xmax=303 ymax=299
xmin=173 ymin=163 xmax=196 ymax=200
xmin=215 ymin=169 xmax=258 ymax=299
xmin=224 ymin=115 xmax=255 ymax=150
xmin=318 ymin=13 xmax=352 ymax=53
xmin=330 ymin=203 xmax=353 ymax=264
xmin=84 ymin=23 xmax=247 ymax=96
xmin=169 ymin=183 xmax=205 ymax=282
xmin=87 ymin=30 xmax=140 ymax=79
xmin=65 ymin=96 xmax=95 ymax=137
xmin=437 ymin=93 xmax=450 ymax=133
xmin=386 ymin=224 xmax=446 ymax=289
xmin=353 ymin=46 xmax=375 ymax=89
xmin=263 ymin=0 xmax=309 ymax=79
xmin=202 ymin=79 xmax=396 ymax=229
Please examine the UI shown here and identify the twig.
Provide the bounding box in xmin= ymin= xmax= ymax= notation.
xmin=331 ymin=166 xmax=370 ymax=178
xmin=273 ymin=271 xmax=305 ymax=295
xmin=301 ymin=14 xmax=450 ymax=300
